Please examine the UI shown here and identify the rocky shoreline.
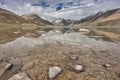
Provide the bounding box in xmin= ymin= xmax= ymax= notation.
xmin=0 ymin=31 xmax=120 ymax=80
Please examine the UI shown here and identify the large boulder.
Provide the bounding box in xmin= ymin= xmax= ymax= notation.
xmin=8 ymin=72 xmax=31 ymax=80
xmin=48 ymin=66 xmax=62 ymax=79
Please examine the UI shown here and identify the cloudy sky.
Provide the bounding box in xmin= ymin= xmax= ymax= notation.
xmin=0 ymin=0 xmax=120 ymax=21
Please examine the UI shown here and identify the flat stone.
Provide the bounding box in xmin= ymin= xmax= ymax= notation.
xmin=73 ymin=65 xmax=85 ymax=73
xmin=48 ymin=66 xmax=62 ymax=79
xmin=8 ymin=72 xmax=31 ymax=80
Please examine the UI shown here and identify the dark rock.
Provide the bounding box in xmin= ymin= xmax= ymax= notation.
xmin=116 ymin=72 xmax=120 ymax=78
xmin=0 ymin=64 xmax=23 ymax=80
xmin=0 ymin=63 xmax=13 ymax=77
xmin=5 ymin=63 xmax=13 ymax=71
xmin=102 ymin=64 xmax=111 ymax=69
xmin=0 ymin=59 xmax=3 ymax=63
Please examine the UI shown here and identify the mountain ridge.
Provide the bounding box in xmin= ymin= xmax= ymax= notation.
xmin=73 ymin=8 xmax=120 ymax=26
xmin=0 ymin=8 xmax=52 ymax=26
xmin=21 ymin=14 xmax=52 ymax=26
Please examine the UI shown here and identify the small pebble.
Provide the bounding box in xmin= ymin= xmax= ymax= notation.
xmin=73 ymin=65 xmax=85 ymax=73
xmin=69 ymin=55 xmax=78 ymax=60
xmin=103 ymin=64 xmax=111 ymax=68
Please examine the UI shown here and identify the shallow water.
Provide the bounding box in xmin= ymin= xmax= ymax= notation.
xmin=0 ymin=32 xmax=120 ymax=53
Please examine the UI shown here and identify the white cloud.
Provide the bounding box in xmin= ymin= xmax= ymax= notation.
xmin=0 ymin=0 xmax=120 ymax=21
xmin=44 ymin=9 xmax=83 ymax=20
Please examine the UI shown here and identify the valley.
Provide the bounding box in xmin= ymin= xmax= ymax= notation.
xmin=0 ymin=6 xmax=120 ymax=80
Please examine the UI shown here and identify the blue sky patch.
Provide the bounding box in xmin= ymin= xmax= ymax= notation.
xmin=32 ymin=2 xmax=49 ymax=7
xmin=56 ymin=3 xmax=64 ymax=11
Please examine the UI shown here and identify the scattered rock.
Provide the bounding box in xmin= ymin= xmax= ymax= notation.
xmin=21 ymin=62 xmax=34 ymax=71
xmin=73 ymin=65 xmax=85 ymax=73
xmin=116 ymin=72 xmax=120 ymax=78
xmin=0 ymin=59 xmax=3 ymax=63
xmin=0 ymin=64 xmax=23 ymax=80
xmin=0 ymin=69 xmax=5 ymax=77
xmin=36 ymin=30 xmax=45 ymax=35
xmin=102 ymin=64 xmax=111 ymax=69
xmin=90 ymin=36 xmax=102 ymax=38
xmin=5 ymin=63 xmax=13 ymax=71
xmin=68 ymin=55 xmax=78 ymax=60
xmin=8 ymin=72 xmax=31 ymax=80
xmin=0 ymin=63 xmax=13 ymax=77
xmin=13 ymin=30 xmax=22 ymax=35
xmin=48 ymin=66 xmax=62 ymax=79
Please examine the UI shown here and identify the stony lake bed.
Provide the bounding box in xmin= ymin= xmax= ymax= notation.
xmin=0 ymin=27 xmax=120 ymax=80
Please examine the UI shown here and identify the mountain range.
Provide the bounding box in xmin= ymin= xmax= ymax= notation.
xmin=0 ymin=7 xmax=120 ymax=27
xmin=0 ymin=8 xmax=52 ymax=26
xmin=1 ymin=0 xmax=120 ymax=21
xmin=52 ymin=19 xmax=72 ymax=26
xmin=0 ymin=8 xmax=28 ymax=24
xmin=73 ymin=8 xmax=120 ymax=26
xmin=22 ymin=14 xmax=52 ymax=25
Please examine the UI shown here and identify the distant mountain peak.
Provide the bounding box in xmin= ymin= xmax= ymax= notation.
xmin=22 ymin=13 xmax=41 ymax=20
xmin=22 ymin=13 xmax=52 ymax=25
xmin=53 ymin=18 xmax=72 ymax=26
